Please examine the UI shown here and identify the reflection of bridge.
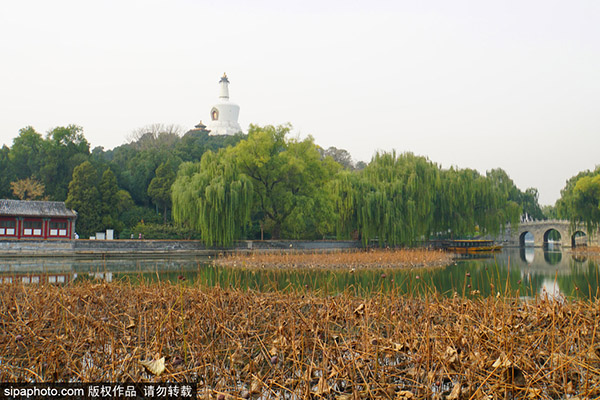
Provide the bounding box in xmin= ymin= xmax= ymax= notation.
xmin=496 ymin=220 xmax=599 ymax=248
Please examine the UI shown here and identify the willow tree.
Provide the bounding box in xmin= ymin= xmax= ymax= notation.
xmin=556 ymin=166 xmax=600 ymax=233
xmin=332 ymin=151 xmax=522 ymax=246
xmin=434 ymin=168 xmax=520 ymax=237
xmin=329 ymin=170 xmax=356 ymax=239
xmin=474 ymin=170 xmax=521 ymax=235
xmin=171 ymin=151 xmax=253 ymax=246
xmin=229 ymin=124 xmax=339 ymax=239
xmin=351 ymin=151 xmax=439 ymax=246
xmin=570 ymin=175 xmax=600 ymax=233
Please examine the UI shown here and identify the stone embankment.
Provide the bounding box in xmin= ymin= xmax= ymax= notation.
xmin=0 ymin=239 xmax=361 ymax=257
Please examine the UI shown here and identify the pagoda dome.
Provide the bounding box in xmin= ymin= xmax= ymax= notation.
xmin=206 ymin=73 xmax=242 ymax=136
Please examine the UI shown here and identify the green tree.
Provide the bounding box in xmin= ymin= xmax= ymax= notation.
xmin=175 ymin=129 xmax=245 ymax=162
xmin=571 ymin=175 xmax=600 ymax=232
xmin=172 ymin=154 xmax=253 ymax=246
xmin=556 ymin=166 xmax=600 ymax=231
xmin=148 ymin=160 xmax=178 ymax=224
xmin=111 ymin=125 xmax=182 ymax=205
xmin=40 ymin=125 xmax=90 ymax=200
xmin=9 ymin=126 xmax=45 ymax=180
xmin=98 ymin=168 xmax=124 ymax=232
xmin=435 ymin=167 xmax=520 ymax=237
xmin=0 ymin=145 xmax=15 ymax=198
xmin=352 ymin=151 xmax=439 ymax=246
xmin=66 ymin=161 xmax=101 ymax=237
xmin=321 ymin=146 xmax=355 ymax=170
xmin=230 ymin=124 xmax=339 ymax=239
xmin=519 ymin=187 xmax=545 ymax=220
xmin=541 ymin=204 xmax=558 ymax=219
xmin=329 ymin=170 xmax=356 ymax=239
xmin=172 ymin=124 xmax=339 ymax=243
xmin=330 ymin=153 xmax=522 ymax=246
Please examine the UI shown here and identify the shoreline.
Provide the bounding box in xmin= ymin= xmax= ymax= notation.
xmin=0 ymin=239 xmax=361 ymax=257
xmin=0 ymin=238 xmax=568 ymax=258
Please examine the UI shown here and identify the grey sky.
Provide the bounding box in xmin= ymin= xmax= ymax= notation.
xmin=1 ymin=0 xmax=598 ymax=205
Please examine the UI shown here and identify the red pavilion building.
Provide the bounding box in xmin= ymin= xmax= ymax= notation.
xmin=0 ymin=199 xmax=77 ymax=240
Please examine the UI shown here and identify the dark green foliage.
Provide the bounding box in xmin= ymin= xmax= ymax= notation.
xmin=175 ymin=130 xmax=245 ymax=162
xmin=2 ymin=124 xmax=242 ymax=238
xmin=41 ymin=125 xmax=90 ymax=200
xmin=353 ymin=152 xmax=439 ymax=246
xmin=172 ymin=124 xmax=340 ymax=243
xmin=98 ymin=168 xmax=124 ymax=232
xmin=9 ymin=126 xmax=45 ymax=180
xmin=571 ymin=175 xmax=600 ymax=232
xmin=119 ymin=204 xmax=162 ymax=230
xmin=321 ymin=146 xmax=355 ymax=170
xmin=7 ymin=125 xmax=90 ymax=200
xmin=0 ymin=145 xmax=13 ymax=198
xmin=148 ymin=159 xmax=178 ymax=224
xmin=65 ymin=161 xmax=101 ymax=238
xmin=130 ymin=222 xmax=202 ymax=240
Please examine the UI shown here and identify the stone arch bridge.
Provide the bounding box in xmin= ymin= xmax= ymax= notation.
xmin=498 ymin=220 xmax=599 ymax=248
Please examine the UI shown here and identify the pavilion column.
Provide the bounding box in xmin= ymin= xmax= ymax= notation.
xmin=43 ymin=218 xmax=49 ymax=239
xmin=16 ymin=217 xmax=22 ymax=239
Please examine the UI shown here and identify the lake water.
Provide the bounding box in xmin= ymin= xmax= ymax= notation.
xmin=0 ymin=248 xmax=598 ymax=299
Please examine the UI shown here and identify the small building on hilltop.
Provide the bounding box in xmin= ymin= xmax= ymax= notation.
xmin=0 ymin=199 xmax=77 ymax=240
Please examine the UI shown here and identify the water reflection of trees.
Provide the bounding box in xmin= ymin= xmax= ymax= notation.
xmin=8 ymin=252 xmax=595 ymax=300
xmin=191 ymin=261 xmax=548 ymax=298
xmin=557 ymin=260 xmax=600 ymax=299
xmin=543 ymin=251 xmax=562 ymax=265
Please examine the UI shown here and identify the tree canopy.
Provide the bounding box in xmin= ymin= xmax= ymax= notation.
xmin=172 ymin=153 xmax=252 ymax=246
xmin=172 ymin=124 xmax=339 ymax=244
xmin=65 ymin=161 xmax=101 ymax=237
xmin=330 ymin=153 xmax=522 ymax=246
xmin=1 ymin=122 xmax=545 ymax=242
xmin=556 ymin=167 xmax=600 ymax=232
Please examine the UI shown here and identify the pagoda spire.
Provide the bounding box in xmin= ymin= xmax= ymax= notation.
xmin=219 ymin=72 xmax=230 ymax=99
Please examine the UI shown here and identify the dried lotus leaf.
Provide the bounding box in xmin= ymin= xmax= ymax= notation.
xmin=139 ymin=357 xmax=165 ymax=376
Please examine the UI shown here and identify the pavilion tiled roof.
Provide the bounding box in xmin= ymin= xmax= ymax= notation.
xmin=0 ymin=199 xmax=77 ymax=218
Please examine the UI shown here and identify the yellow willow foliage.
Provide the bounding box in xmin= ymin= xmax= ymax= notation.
xmin=172 ymin=151 xmax=253 ymax=246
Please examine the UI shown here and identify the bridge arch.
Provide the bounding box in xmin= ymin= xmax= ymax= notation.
xmin=543 ymin=228 xmax=562 ymax=247
xmin=519 ymin=231 xmax=534 ymax=247
xmin=571 ymin=231 xmax=587 ymax=248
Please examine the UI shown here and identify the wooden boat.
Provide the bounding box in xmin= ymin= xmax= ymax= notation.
xmin=442 ymin=239 xmax=502 ymax=254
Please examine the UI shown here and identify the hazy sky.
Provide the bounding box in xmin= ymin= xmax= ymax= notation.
xmin=1 ymin=0 xmax=598 ymax=205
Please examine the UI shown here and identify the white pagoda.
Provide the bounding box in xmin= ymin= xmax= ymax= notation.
xmin=206 ymin=73 xmax=242 ymax=136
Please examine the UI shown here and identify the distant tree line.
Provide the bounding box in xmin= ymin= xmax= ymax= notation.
xmin=0 ymin=124 xmax=242 ymax=237
xmin=3 ymin=122 xmax=587 ymax=244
